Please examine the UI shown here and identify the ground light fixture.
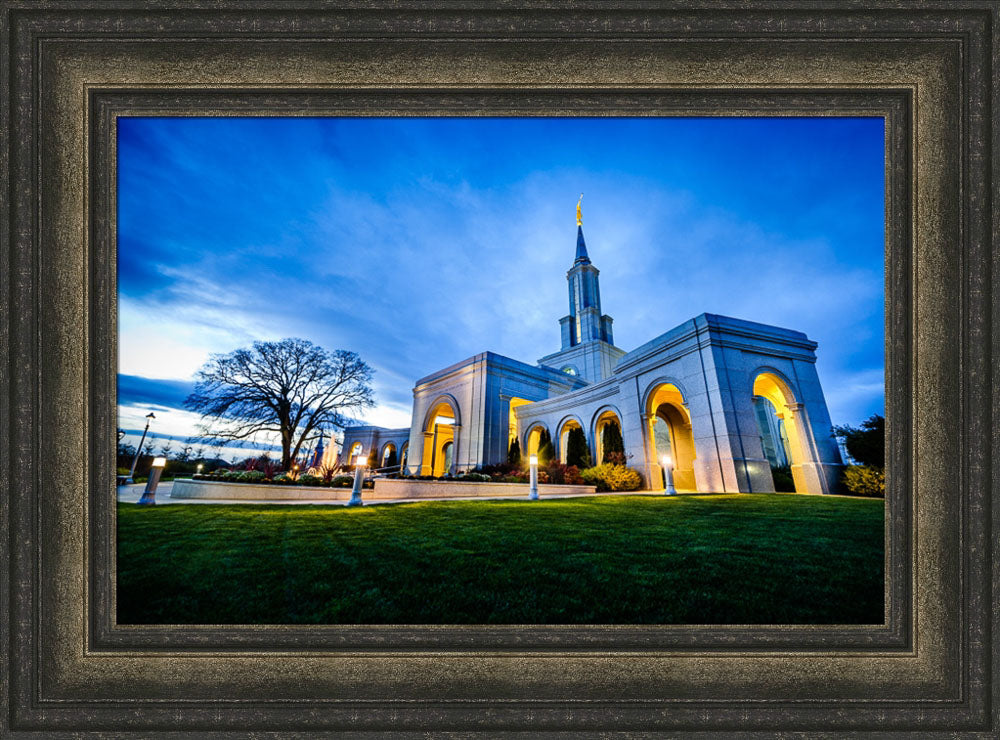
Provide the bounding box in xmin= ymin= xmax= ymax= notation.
xmin=196 ymin=463 xmax=203 ymax=474
xmin=661 ymin=454 xmax=677 ymax=495
xmin=528 ymin=454 xmax=539 ymax=500
xmin=137 ymin=456 xmax=167 ymax=505
xmin=349 ymin=451 xmax=366 ymax=506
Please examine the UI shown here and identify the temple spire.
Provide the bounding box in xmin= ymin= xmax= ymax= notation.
xmin=574 ymin=194 xmax=590 ymax=265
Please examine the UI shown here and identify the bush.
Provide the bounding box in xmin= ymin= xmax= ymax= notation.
xmin=580 ymin=463 xmax=643 ymax=492
xmin=331 ymin=476 xmax=354 ymax=488
xmin=841 ymin=465 xmax=885 ymax=497
xmin=117 ymin=467 xmax=130 ymax=476
xmin=458 ymin=472 xmax=491 ymax=482
xmin=565 ymin=427 xmax=592 ymax=468
xmin=298 ymin=474 xmax=322 ymax=487
xmin=237 ymin=471 xmax=266 ymax=483
xmin=543 ymin=463 xmax=583 ymax=485
xmin=770 ymin=464 xmax=795 ymax=492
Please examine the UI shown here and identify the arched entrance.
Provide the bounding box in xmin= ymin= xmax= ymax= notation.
xmin=524 ymin=422 xmax=549 ymax=461
xmin=592 ymin=407 xmax=625 ymax=465
xmin=752 ymin=372 xmax=809 ymax=493
xmin=645 ymin=383 xmax=698 ymax=492
xmin=399 ymin=442 xmax=409 ymax=474
xmin=347 ymin=441 xmax=363 ymax=466
xmin=380 ymin=442 xmax=397 ymax=470
xmin=556 ymin=417 xmax=585 ymax=466
xmin=420 ymin=397 xmax=459 ymax=476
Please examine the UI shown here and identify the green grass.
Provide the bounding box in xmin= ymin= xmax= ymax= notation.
xmin=117 ymin=494 xmax=884 ymax=625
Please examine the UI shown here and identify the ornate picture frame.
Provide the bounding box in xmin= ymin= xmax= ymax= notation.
xmin=2 ymin=2 xmax=996 ymax=735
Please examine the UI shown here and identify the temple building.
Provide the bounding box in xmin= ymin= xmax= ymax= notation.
xmin=340 ymin=201 xmax=844 ymax=494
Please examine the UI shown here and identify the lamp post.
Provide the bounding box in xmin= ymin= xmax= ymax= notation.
xmin=528 ymin=454 xmax=539 ymax=500
xmin=137 ymin=456 xmax=166 ymax=505
xmin=661 ymin=454 xmax=676 ymax=495
xmin=196 ymin=463 xmax=203 ymax=477
xmin=348 ymin=452 xmax=365 ymax=506
xmin=126 ymin=412 xmax=156 ymax=484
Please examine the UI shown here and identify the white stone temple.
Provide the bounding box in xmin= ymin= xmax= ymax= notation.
xmin=340 ymin=203 xmax=844 ymax=493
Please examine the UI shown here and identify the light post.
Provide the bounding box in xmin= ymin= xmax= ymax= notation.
xmin=661 ymin=454 xmax=677 ymax=495
xmin=196 ymin=463 xmax=203 ymax=477
xmin=137 ymin=456 xmax=166 ymax=505
xmin=348 ymin=452 xmax=365 ymax=506
xmin=125 ymin=412 xmax=156 ymax=483
xmin=528 ymin=454 xmax=539 ymax=500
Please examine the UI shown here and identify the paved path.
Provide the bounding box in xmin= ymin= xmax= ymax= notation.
xmin=116 ymin=481 xmax=674 ymax=506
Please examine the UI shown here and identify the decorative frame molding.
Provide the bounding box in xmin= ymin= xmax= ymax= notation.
xmin=1 ymin=1 xmax=996 ymax=735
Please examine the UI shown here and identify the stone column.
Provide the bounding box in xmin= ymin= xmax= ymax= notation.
xmin=450 ymin=423 xmax=462 ymax=475
xmin=420 ymin=430 xmax=434 ymax=476
xmin=639 ymin=412 xmax=662 ymax=491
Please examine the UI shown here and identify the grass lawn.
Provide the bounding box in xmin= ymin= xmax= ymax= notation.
xmin=117 ymin=494 xmax=884 ymax=625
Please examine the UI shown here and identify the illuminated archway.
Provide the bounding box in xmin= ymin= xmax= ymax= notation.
xmin=347 ymin=441 xmax=363 ymax=465
xmin=752 ymin=371 xmax=809 ymax=493
xmin=644 ymin=382 xmax=698 ymax=492
xmin=399 ymin=442 xmax=409 ymax=474
xmin=508 ymin=397 xmax=532 ymax=450
xmin=523 ymin=422 xmax=549 ymax=460
xmin=592 ymin=406 xmax=624 ymax=465
xmin=380 ymin=442 xmax=397 ymax=469
xmin=420 ymin=396 xmax=459 ymax=476
xmin=556 ymin=416 xmax=584 ymax=464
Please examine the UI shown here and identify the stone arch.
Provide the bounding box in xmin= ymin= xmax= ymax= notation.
xmin=643 ymin=380 xmax=698 ymax=492
xmin=590 ymin=404 xmax=625 ymax=465
xmin=555 ymin=414 xmax=585 ymax=464
xmin=521 ymin=421 xmax=550 ymax=460
xmin=379 ymin=442 xmax=397 ymax=469
xmin=751 ymin=370 xmax=813 ymax=493
xmin=399 ymin=442 xmax=409 ymax=474
xmin=420 ymin=394 xmax=461 ymax=476
xmin=347 ymin=441 xmax=364 ymax=465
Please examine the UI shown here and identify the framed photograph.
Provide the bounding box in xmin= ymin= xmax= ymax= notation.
xmin=3 ymin=2 xmax=996 ymax=736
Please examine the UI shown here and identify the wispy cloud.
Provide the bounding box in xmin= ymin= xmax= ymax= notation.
xmin=118 ymin=117 xmax=884 ymax=433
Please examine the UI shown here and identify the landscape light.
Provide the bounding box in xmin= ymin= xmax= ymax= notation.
xmin=355 ymin=453 xmax=366 ymax=466
xmin=152 ymin=457 xmax=167 ymax=468
xmin=197 ymin=463 xmax=203 ymax=473
xmin=528 ymin=454 xmax=539 ymax=500
xmin=661 ymin=454 xmax=671 ymax=468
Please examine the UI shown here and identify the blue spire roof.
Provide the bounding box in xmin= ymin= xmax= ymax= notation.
xmin=574 ymin=225 xmax=591 ymax=265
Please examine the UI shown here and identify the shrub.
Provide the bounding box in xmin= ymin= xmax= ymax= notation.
xmin=580 ymin=463 xmax=643 ymax=492
xmin=237 ymin=470 xmax=266 ymax=483
xmin=298 ymin=474 xmax=322 ymax=487
xmin=543 ymin=463 xmax=583 ymax=485
xmin=770 ymin=464 xmax=796 ymax=492
xmin=458 ymin=472 xmax=491 ymax=482
xmin=117 ymin=467 xmax=130 ymax=476
xmin=841 ymin=465 xmax=885 ymax=497
xmin=331 ymin=475 xmax=354 ymax=488
xmin=500 ymin=474 xmax=527 ymax=483
xmin=565 ymin=427 xmax=592 ymax=468
xmin=507 ymin=437 xmax=521 ymax=467
xmin=221 ymin=470 xmax=242 ymax=481
xmin=601 ymin=420 xmax=625 ymax=461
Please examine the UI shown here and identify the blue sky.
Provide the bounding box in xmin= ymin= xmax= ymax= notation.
xmin=117 ymin=116 xmax=884 ymax=453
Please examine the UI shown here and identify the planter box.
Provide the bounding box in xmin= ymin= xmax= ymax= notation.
xmin=371 ymin=478 xmax=596 ymax=500
xmin=169 ymin=478 xmax=597 ymax=502
xmin=170 ymin=478 xmax=349 ymax=501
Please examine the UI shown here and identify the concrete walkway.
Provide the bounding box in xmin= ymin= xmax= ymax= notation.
xmin=116 ymin=481 xmax=676 ymax=506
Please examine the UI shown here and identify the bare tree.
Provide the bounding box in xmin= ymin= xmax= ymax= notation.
xmin=184 ymin=338 xmax=374 ymax=470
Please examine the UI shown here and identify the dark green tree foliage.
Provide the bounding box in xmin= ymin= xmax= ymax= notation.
xmin=367 ymin=447 xmax=379 ymax=469
xmin=536 ymin=428 xmax=555 ymax=467
xmin=385 ymin=448 xmax=398 ymax=469
xmin=566 ymin=427 xmax=592 ymax=468
xmin=833 ymin=414 xmax=884 ymax=468
xmin=507 ymin=437 xmax=521 ymax=467
xmin=601 ymin=420 xmax=625 ymax=461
